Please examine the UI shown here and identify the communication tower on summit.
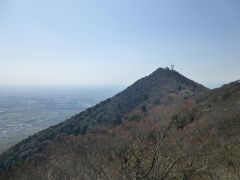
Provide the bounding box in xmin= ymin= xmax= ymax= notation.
xmin=170 ymin=64 xmax=174 ymax=71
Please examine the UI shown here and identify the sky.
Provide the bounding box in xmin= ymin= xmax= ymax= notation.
xmin=0 ymin=0 xmax=240 ymax=88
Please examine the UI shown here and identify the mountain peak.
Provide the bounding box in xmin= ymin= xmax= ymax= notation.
xmin=150 ymin=67 xmax=192 ymax=80
xmin=127 ymin=67 xmax=208 ymax=97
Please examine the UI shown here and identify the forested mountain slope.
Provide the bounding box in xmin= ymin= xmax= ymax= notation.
xmin=0 ymin=68 xmax=208 ymax=174
xmin=8 ymin=68 xmax=240 ymax=180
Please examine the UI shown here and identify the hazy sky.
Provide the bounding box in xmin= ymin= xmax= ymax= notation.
xmin=0 ymin=0 xmax=240 ymax=87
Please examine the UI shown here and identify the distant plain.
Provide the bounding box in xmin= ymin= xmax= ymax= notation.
xmin=0 ymin=87 xmax=121 ymax=153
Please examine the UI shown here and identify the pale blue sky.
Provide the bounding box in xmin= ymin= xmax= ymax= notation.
xmin=0 ymin=0 xmax=240 ymax=87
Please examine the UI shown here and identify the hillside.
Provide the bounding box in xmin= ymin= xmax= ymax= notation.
xmin=0 ymin=68 xmax=208 ymax=175
xmin=2 ymin=68 xmax=239 ymax=180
